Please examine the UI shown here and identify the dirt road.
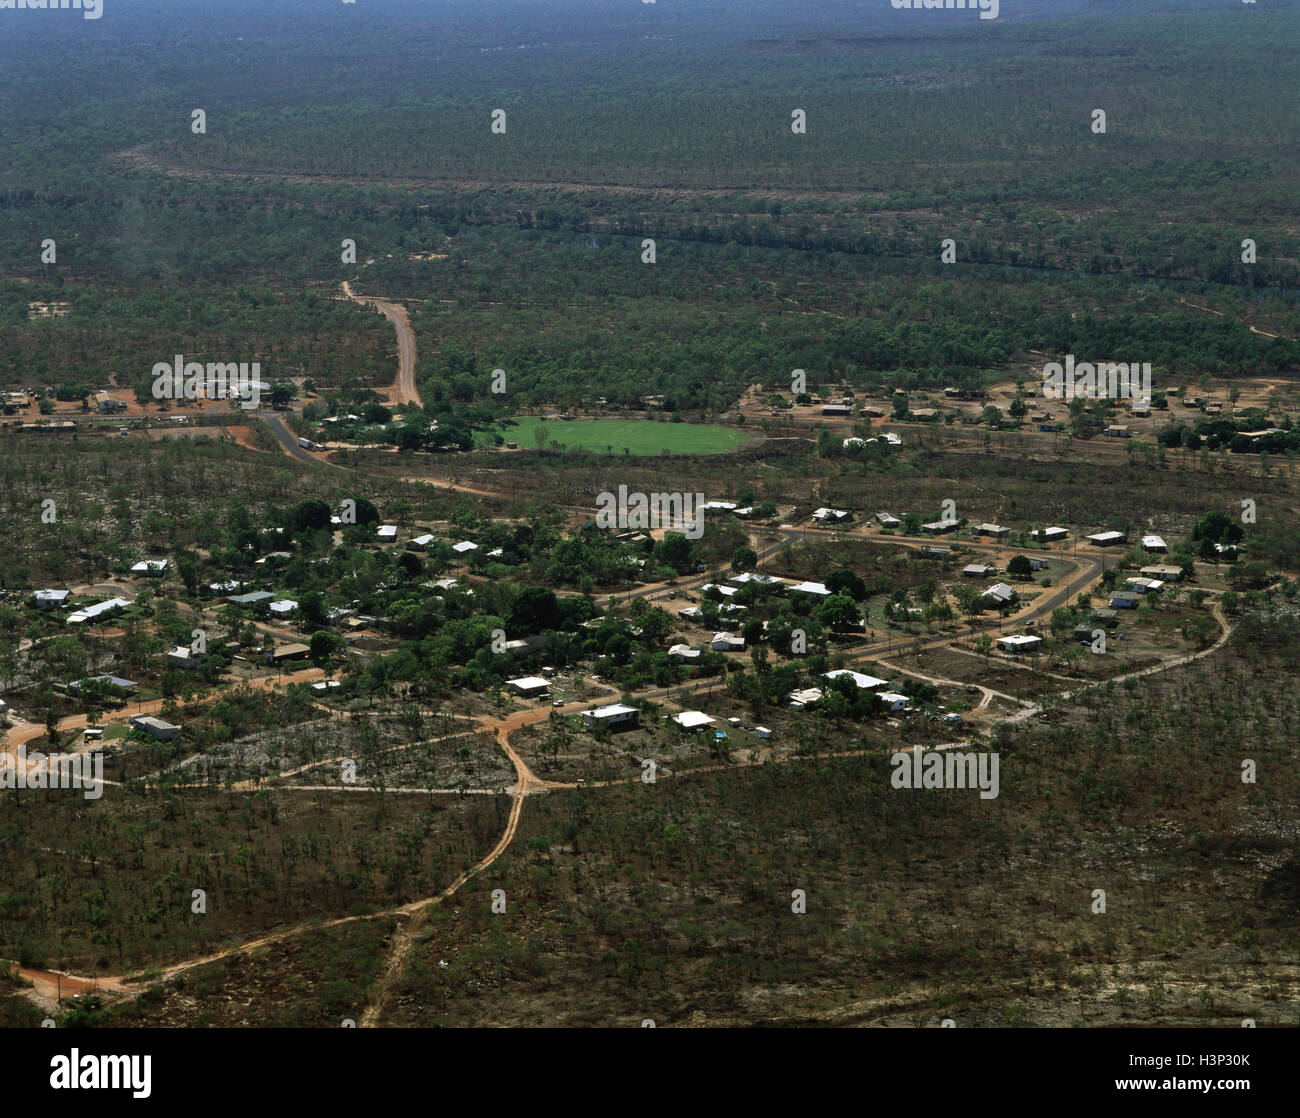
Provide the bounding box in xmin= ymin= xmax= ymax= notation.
xmin=342 ymin=281 xmax=421 ymax=407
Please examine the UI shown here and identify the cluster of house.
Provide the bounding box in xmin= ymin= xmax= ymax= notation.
xmin=785 ymin=669 xmax=911 ymax=712
xmin=673 ymin=571 xmax=836 ymax=648
xmin=843 ymin=432 xmax=902 ymax=449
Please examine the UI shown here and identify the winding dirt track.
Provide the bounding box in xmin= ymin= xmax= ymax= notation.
xmin=342 ymin=281 xmax=421 ymax=407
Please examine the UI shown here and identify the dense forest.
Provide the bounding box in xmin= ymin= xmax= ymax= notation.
xmin=2 ymin=0 xmax=1298 ymax=408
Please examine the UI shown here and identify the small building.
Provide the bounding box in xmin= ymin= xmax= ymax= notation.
xmin=1031 ymin=527 xmax=1068 ymax=542
xmin=754 ymin=726 xmax=773 ymax=740
xmin=67 ymin=598 xmax=131 ymax=625
xmin=269 ymin=599 xmax=297 ymax=618
xmin=701 ymin=583 xmax=739 ymax=598
xmin=973 ymin=523 xmax=1010 ymax=538
xmin=376 ymin=525 xmax=398 ymax=542
xmin=918 ymin=546 xmax=951 ymax=559
xmin=672 ymin=710 xmax=716 ymax=732
xmin=876 ymin=691 xmax=910 ymax=712
xmin=996 ymin=634 xmax=1043 ymax=654
xmin=786 ymin=688 xmax=823 ymax=709
xmin=711 ymin=632 xmax=745 ymax=652
xmin=165 ymin=645 xmax=204 ymax=669
xmin=1027 ymin=557 xmax=1051 ymax=571
xmin=1141 ymin=565 xmax=1184 ymax=581
xmin=408 ymin=534 xmax=438 ymax=549
xmin=922 ymin=518 xmax=959 ymax=534
xmin=1109 ymin=594 xmax=1139 ymax=610
xmin=1125 ymin=577 xmax=1164 ymax=594
xmin=820 ymin=404 xmax=853 ymax=417
xmin=33 ymin=589 xmax=71 ymax=609
xmin=668 ymin=644 xmax=701 ymax=661
xmin=506 ymin=676 xmax=550 ymax=698
xmin=1104 ymin=425 xmax=1130 ymax=438
xmin=1087 ymin=531 xmax=1126 ymax=547
xmin=823 ymin=669 xmax=888 ymax=691
xmin=1092 ymin=609 xmax=1119 ymax=627
xmin=1074 ymin=624 xmax=1097 ymax=644
xmin=983 ymin=583 xmax=1017 ymax=607
xmin=452 ymin=540 xmax=479 ymax=554
xmin=266 ymin=642 xmax=311 ymax=664
xmin=962 ymin=563 xmax=996 ymax=578
xmin=876 ymin=512 xmax=902 ymax=528
xmin=129 ymin=715 xmax=180 ymax=742
xmin=789 ymin=581 xmax=831 ymax=598
xmin=843 ymin=437 xmax=867 ymax=449
xmin=228 ymin=590 xmax=275 ymax=607
xmin=130 ymin=559 xmax=169 ymax=577
xmin=312 ymin=680 xmax=342 ymax=692
xmin=67 ymin=674 xmax=138 ymax=696
xmin=83 ymin=727 xmax=104 ymax=742
xmin=728 ymin=571 xmax=785 ymax=589
xmin=811 ymin=507 xmax=852 ymax=525
xmin=1141 ymin=535 xmax=1167 ymax=552
xmin=582 ymin=704 xmax=640 ymax=732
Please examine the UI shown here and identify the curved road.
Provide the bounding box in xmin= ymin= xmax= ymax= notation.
xmin=342 ymin=281 xmax=421 ymax=407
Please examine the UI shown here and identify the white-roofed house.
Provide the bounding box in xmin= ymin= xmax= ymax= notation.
xmin=672 ymin=710 xmax=715 ymax=731
xmin=711 ymin=632 xmax=745 ymax=652
xmin=1141 ymin=535 xmax=1167 ymax=552
xmin=506 ymin=676 xmax=550 ymax=698
xmin=269 ymin=599 xmax=297 ymax=618
xmin=33 ymin=589 xmax=70 ymax=609
xmin=996 ymin=634 xmax=1043 ymax=654
xmin=1087 ymin=531 xmax=1126 ymax=546
xmin=165 ymin=645 xmax=205 ymax=669
xmin=67 ymin=598 xmax=131 ymax=625
xmin=728 ymin=571 xmax=786 ymax=588
xmin=582 ymin=704 xmax=640 ymax=732
xmin=700 ymin=583 xmax=739 ymax=598
xmin=876 ymin=691 xmax=910 ymax=712
xmin=452 ymin=540 xmax=479 ymax=554
xmin=822 ymin=669 xmax=889 ymax=691
xmin=811 ymin=507 xmax=852 ymax=525
xmin=789 ymin=580 xmax=831 ymax=598
xmin=376 ymin=525 xmax=398 ymax=542
xmin=130 ymin=559 xmax=169 ymax=576
xmin=982 ymin=582 xmax=1017 ymax=607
